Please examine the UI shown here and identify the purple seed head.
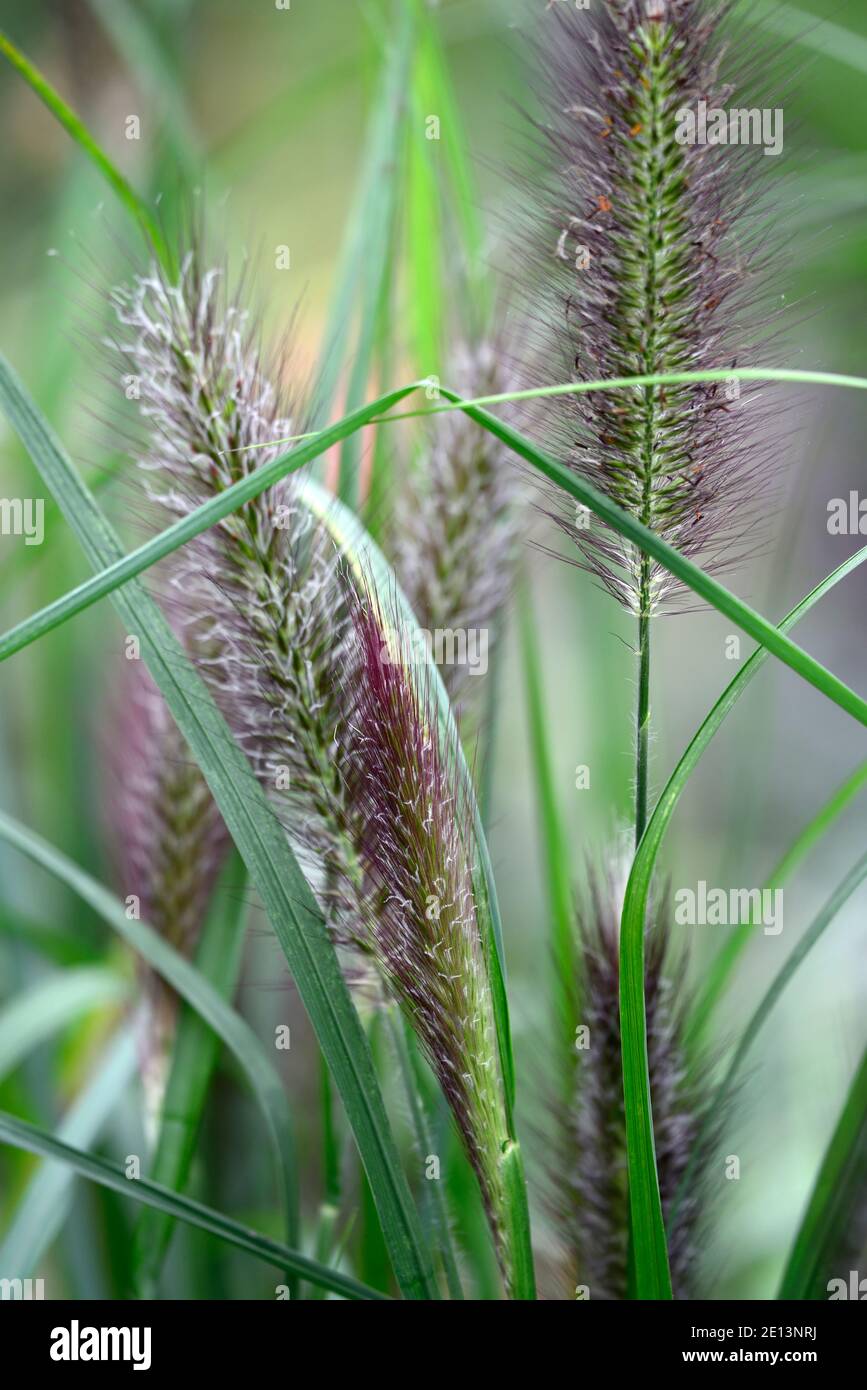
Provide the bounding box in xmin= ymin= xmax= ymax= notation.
xmin=106 ymin=646 xmax=230 ymax=1130
xmin=345 ymin=584 xmax=516 ymax=1284
xmin=549 ymin=855 xmax=718 ymax=1299
xmin=108 ymin=250 xmax=518 ymax=1274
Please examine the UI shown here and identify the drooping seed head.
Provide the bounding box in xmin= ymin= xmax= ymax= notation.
xmin=345 ymin=584 xmax=517 ymax=1285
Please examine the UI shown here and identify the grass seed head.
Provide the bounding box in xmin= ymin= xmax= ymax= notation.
xmin=525 ymin=0 xmax=787 ymax=612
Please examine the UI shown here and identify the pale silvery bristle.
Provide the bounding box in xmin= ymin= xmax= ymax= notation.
xmin=109 ymin=250 xmax=518 ymax=1279
xmin=109 ymin=254 xmax=372 ymax=977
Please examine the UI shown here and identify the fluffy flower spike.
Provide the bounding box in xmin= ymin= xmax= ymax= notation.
xmin=346 ymin=585 xmax=517 ymax=1285
xmin=109 ymin=249 xmax=522 ymax=1287
xmin=392 ymin=340 xmax=523 ymax=707
xmin=551 ymin=858 xmax=718 ymax=1300
xmin=107 ymin=653 xmax=229 ymax=1135
xmin=527 ymin=0 xmax=787 ymax=611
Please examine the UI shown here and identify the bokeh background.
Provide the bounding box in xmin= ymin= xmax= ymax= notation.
xmin=1 ymin=0 xmax=866 ymax=1299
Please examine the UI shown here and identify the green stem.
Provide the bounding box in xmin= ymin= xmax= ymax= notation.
xmin=778 ymin=1043 xmax=867 ymax=1300
xmin=308 ymin=1056 xmax=341 ymax=1300
xmin=499 ymin=1140 xmax=536 ymax=1301
xmin=385 ymin=1011 xmax=464 ymax=1300
xmin=621 ymin=21 xmax=671 ymax=1299
xmin=519 ymin=580 xmax=576 ymax=1095
xmin=635 ymin=597 xmax=651 ymax=847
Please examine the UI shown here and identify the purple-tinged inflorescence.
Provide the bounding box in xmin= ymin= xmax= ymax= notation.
xmin=549 ymin=857 xmax=716 ymax=1300
xmin=525 ymin=0 xmax=787 ymax=612
xmin=108 ymin=251 xmax=517 ymax=1282
xmin=346 ymin=587 xmax=515 ymax=1283
xmin=108 ymin=255 xmax=371 ymax=975
xmin=107 ymin=649 xmax=230 ymax=1132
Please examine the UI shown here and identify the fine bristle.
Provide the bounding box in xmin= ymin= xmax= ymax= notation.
xmin=391 ymin=340 xmax=523 ymax=707
xmin=345 ymin=585 xmax=516 ymax=1284
xmin=108 ymin=247 xmax=517 ymax=1283
xmin=552 ymin=858 xmax=717 ymax=1299
xmin=106 ymin=648 xmax=230 ymax=1131
xmin=521 ymin=0 xmax=789 ymax=612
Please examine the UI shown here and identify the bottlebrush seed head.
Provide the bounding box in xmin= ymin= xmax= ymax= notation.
xmin=106 ymin=651 xmax=230 ymax=1135
xmin=110 ymin=252 xmax=520 ymax=1279
xmin=527 ymin=0 xmax=786 ymax=612
xmin=108 ymin=253 xmax=371 ymax=974
xmin=391 ymin=340 xmax=523 ymax=705
xmin=554 ymin=859 xmax=715 ymax=1299
xmin=346 ymin=585 xmax=516 ymax=1285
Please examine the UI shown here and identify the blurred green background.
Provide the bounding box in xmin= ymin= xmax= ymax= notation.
xmin=1 ymin=0 xmax=866 ymax=1299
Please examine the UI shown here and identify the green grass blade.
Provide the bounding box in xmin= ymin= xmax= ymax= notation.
xmin=413 ymin=5 xmax=489 ymax=327
xmin=4 ymin=366 xmax=867 ymax=733
xmin=0 ymin=29 xmax=167 ymax=264
xmin=0 ymin=367 xmax=424 ymax=664
xmin=778 ymin=1044 xmax=867 ymax=1300
xmin=518 ymin=580 xmax=576 ymax=1100
xmin=433 ymin=386 xmax=867 ymax=730
xmin=0 ymin=968 xmax=128 ymax=1083
xmin=714 ymin=849 xmax=867 ymax=1120
xmin=0 ymin=1110 xmax=387 ymax=1301
xmin=384 ymin=368 xmax=867 ymax=419
xmin=0 ymin=809 xmax=300 ymax=1272
xmin=618 ymin=544 xmax=867 ymax=1299
xmin=297 ymin=477 xmax=534 ymax=1297
xmin=407 ymin=75 xmax=443 ymax=375
xmin=308 ymin=73 xmax=399 ymax=432
xmin=337 ymin=0 xmax=416 ymax=507
xmin=0 ymin=1030 xmax=137 ymax=1277
xmin=619 ymin=946 xmax=673 ymax=1297
xmin=0 ymin=359 xmax=437 ymax=1300
xmin=690 ymin=757 xmax=867 ymax=1045
xmin=308 ymin=1056 xmax=342 ymax=1300
xmin=131 ymin=851 xmax=259 ymax=1296
xmin=386 ymin=1012 xmax=464 ymax=1300
xmin=670 ymin=851 xmax=867 ymax=1240
xmin=747 ymin=1 xmax=867 ymax=77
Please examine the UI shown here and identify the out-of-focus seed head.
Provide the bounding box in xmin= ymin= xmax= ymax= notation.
xmin=549 ymin=855 xmax=716 ymax=1299
xmin=392 ymin=340 xmax=523 ymax=707
xmin=106 ymin=649 xmax=230 ymax=1136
